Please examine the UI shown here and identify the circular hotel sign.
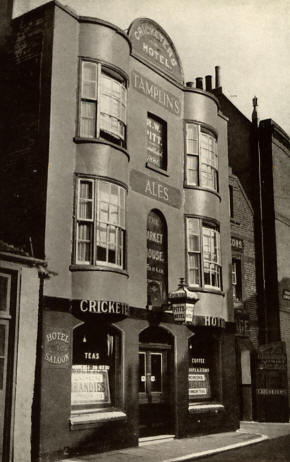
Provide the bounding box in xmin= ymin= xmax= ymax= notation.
xmin=128 ymin=18 xmax=184 ymax=84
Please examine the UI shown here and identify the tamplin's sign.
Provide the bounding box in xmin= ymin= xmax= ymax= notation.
xmin=128 ymin=18 xmax=184 ymax=84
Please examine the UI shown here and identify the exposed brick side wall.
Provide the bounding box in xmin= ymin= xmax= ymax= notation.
xmin=280 ymin=311 xmax=290 ymax=403
xmin=230 ymin=174 xmax=259 ymax=347
xmin=0 ymin=6 xmax=54 ymax=258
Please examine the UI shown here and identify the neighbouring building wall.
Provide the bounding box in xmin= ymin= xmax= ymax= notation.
xmin=230 ymin=173 xmax=259 ymax=347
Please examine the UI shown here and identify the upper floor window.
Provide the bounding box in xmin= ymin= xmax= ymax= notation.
xmin=232 ymin=258 xmax=242 ymax=301
xmin=185 ymin=123 xmax=218 ymax=192
xmin=229 ymin=185 xmax=234 ymax=218
xmin=79 ymin=61 xmax=127 ymax=147
xmin=146 ymin=114 xmax=167 ymax=170
xmin=186 ymin=217 xmax=221 ymax=290
xmin=75 ymin=177 xmax=126 ymax=269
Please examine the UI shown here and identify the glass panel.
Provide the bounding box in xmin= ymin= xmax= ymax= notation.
xmin=82 ymin=62 xmax=98 ymax=99
xmin=77 ymin=224 xmax=92 ymax=263
xmin=0 ymin=276 xmax=8 ymax=311
xmin=139 ymin=352 xmax=146 ymax=393
xmin=150 ymin=353 xmax=162 ymax=393
xmin=187 ymin=156 xmax=198 ymax=185
xmin=79 ymin=180 xmax=93 ymax=220
xmin=80 ymin=101 xmax=96 ymax=138
xmin=0 ymin=324 xmax=5 ymax=390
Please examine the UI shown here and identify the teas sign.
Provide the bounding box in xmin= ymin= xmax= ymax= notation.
xmin=128 ymin=18 xmax=183 ymax=84
xmin=44 ymin=327 xmax=70 ymax=368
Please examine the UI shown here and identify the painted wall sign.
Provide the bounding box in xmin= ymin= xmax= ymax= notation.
xmin=282 ymin=289 xmax=290 ymax=301
xmin=235 ymin=309 xmax=250 ymax=336
xmin=43 ymin=327 xmax=70 ymax=368
xmin=147 ymin=210 xmax=167 ymax=306
xmin=128 ymin=18 xmax=184 ymax=83
xmin=147 ymin=115 xmax=166 ymax=168
xmin=130 ymin=169 xmax=182 ymax=208
xmin=79 ymin=299 xmax=129 ymax=315
xmin=231 ymin=237 xmax=244 ymax=251
xmin=132 ymin=70 xmax=181 ymax=116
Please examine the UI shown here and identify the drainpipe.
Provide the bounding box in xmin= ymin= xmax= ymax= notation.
xmin=252 ymin=97 xmax=268 ymax=344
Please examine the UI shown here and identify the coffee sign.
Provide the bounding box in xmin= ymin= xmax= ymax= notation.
xmin=128 ymin=18 xmax=183 ymax=83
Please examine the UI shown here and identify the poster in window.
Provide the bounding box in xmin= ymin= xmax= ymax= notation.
xmin=188 ymin=357 xmax=211 ymax=400
xmin=71 ymin=365 xmax=111 ymax=406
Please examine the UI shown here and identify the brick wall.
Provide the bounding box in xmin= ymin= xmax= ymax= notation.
xmin=230 ymin=174 xmax=259 ymax=347
xmin=0 ymin=5 xmax=54 ymax=257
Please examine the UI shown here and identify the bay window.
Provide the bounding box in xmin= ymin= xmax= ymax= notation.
xmin=185 ymin=123 xmax=218 ymax=191
xmin=79 ymin=61 xmax=127 ymax=146
xmin=186 ymin=217 xmax=221 ymax=290
xmin=75 ymin=177 xmax=126 ymax=269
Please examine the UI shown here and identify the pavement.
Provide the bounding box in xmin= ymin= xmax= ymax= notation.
xmin=58 ymin=421 xmax=290 ymax=462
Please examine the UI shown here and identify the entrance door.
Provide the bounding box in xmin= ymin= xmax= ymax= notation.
xmin=139 ymin=345 xmax=173 ymax=437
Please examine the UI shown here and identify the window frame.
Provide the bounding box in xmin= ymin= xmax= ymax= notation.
xmin=232 ymin=258 xmax=242 ymax=302
xmin=186 ymin=217 xmax=222 ymax=291
xmin=185 ymin=122 xmax=218 ymax=192
xmin=74 ymin=176 xmax=127 ymax=270
xmin=78 ymin=60 xmax=127 ymax=147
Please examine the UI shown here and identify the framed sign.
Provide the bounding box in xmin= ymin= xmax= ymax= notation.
xmin=71 ymin=365 xmax=111 ymax=406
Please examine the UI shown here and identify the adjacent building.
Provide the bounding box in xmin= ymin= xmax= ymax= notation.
xmin=0 ymin=2 xmax=240 ymax=460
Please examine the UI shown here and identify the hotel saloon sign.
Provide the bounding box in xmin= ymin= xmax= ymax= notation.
xmin=128 ymin=18 xmax=184 ymax=84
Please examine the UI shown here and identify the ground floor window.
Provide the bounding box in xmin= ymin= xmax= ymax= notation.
xmin=188 ymin=333 xmax=219 ymax=402
xmin=71 ymin=322 xmax=121 ymax=412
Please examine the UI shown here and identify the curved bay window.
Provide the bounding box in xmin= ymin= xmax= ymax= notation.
xmin=185 ymin=123 xmax=218 ymax=192
xmin=79 ymin=60 xmax=127 ymax=147
xmin=71 ymin=323 xmax=121 ymax=412
xmin=75 ymin=177 xmax=126 ymax=269
xmin=147 ymin=210 xmax=168 ymax=307
xmin=186 ymin=217 xmax=221 ymax=290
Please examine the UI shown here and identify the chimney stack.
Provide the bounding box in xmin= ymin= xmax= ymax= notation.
xmin=215 ymin=66 xmax=221 ymax=89
xmin=186 ymin=81 xmax=195 ymax=88
xmin=205 ymin=75 xmax=212 ymax=91
xmin=196 ymin=77 xmax=203 ymax=90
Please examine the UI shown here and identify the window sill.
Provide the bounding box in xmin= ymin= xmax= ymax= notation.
xmin=145 ymin=162 xmax=169 ymax=177
xmin=70 ymin=408 xmax=127 ymax=430
xmin=69 ymin=264 xmax=129 ymax=277
xmin=230 ymin=218 xmax=240 ymax=225
xmin=183 ymin=185 xmax=221 ymax=201
xmin=188 ymin=402 xmax=224 ymax=414
xmin=188 ymin=287 xmax=225 ymax=297
xmin=74 ymin=137 xmax=130 ymax=160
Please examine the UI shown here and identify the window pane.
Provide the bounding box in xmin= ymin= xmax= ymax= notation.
xmin=100 ymin=73 xmax=127 ymax=140
xmin=0 ymin=276 xmax=9 ymax=311
xmin=187 ymin=156 xmax=198 ymax=185
xmin=77 ymin=224 xmax=92 ymax=263
xmin=80 ymin=101 xmax=96 ymax=138
xmin=139 ymin=353 xmax=146 ymax=393
xmin=150 ymin=353 xmax=162 ymax=393
xmin=82 ymin=62 xmax=98 ymax=99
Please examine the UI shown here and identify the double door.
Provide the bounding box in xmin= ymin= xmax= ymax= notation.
xmin=138 ymin=344 xmax=173 ymax=437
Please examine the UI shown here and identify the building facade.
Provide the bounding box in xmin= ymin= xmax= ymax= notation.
xmin=214 ymin=86 xmax=290 ymax=421
xmin=0 ymin=2 xmax=240 ymax=461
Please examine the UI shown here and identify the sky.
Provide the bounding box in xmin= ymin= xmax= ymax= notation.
xmin=14 ymin=0 xmax=290 ymax=135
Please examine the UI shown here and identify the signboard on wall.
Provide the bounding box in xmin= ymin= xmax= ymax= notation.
xmin=147 ymin=115 xmax=166 ymax=168
xmin=43 ymin=327 xmax=70 ymax=368
xmin=128 ymin=18 xmax=184 ymax=84
xmin=255 ymin=342 xmax=289 ymax=422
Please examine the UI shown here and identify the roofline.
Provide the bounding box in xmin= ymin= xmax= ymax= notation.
xmin=229 ymin=172 xmax=254 ymax=215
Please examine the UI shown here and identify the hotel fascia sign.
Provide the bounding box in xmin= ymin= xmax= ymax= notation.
xmin=130 ymin=169 xmax=182 ymax=209
xmin=128 ymin=18 xmax=184 ymax=84
xmin=132 ymin=70 xmax=181 ymax=116
xmin=71 ymin=299 xmax=130 ymax=318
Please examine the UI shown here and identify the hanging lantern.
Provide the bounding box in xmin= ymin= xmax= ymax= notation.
xmin=168 ymin=278 xmax=199 ymax=323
